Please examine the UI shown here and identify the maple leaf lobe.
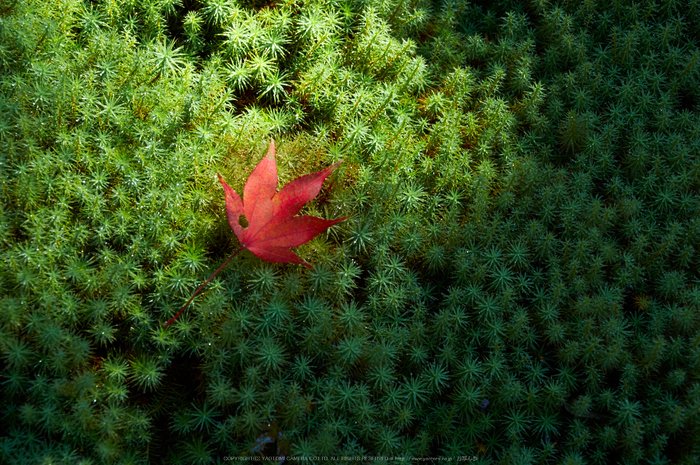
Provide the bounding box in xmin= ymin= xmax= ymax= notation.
xmin=218 ymin=140 xmax=348 ymax=268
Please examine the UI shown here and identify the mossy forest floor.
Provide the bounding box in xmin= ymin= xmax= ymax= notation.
xmin=1 ymin=0 xmax=700 ymax=463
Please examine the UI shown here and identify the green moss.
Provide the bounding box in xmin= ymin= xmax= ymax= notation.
xmin=2 ymin=0 xmax=700 ymax=461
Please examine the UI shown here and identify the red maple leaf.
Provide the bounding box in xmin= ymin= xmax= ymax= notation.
xmin=163 ymin=140 xmax=347 ymax=327
xmin=219 ymin=139 xmax=348 ymax=268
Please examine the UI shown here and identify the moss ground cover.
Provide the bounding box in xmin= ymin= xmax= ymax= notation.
xmin=1 ymin=0 xmax=700 ymax=462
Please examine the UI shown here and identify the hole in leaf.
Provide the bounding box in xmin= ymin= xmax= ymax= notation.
xmin=239 ymin=215 xmax=248 ymax=228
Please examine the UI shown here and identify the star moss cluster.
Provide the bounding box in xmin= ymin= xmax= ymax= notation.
xmin=1 ymin=0 xmax=700 ymax=462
